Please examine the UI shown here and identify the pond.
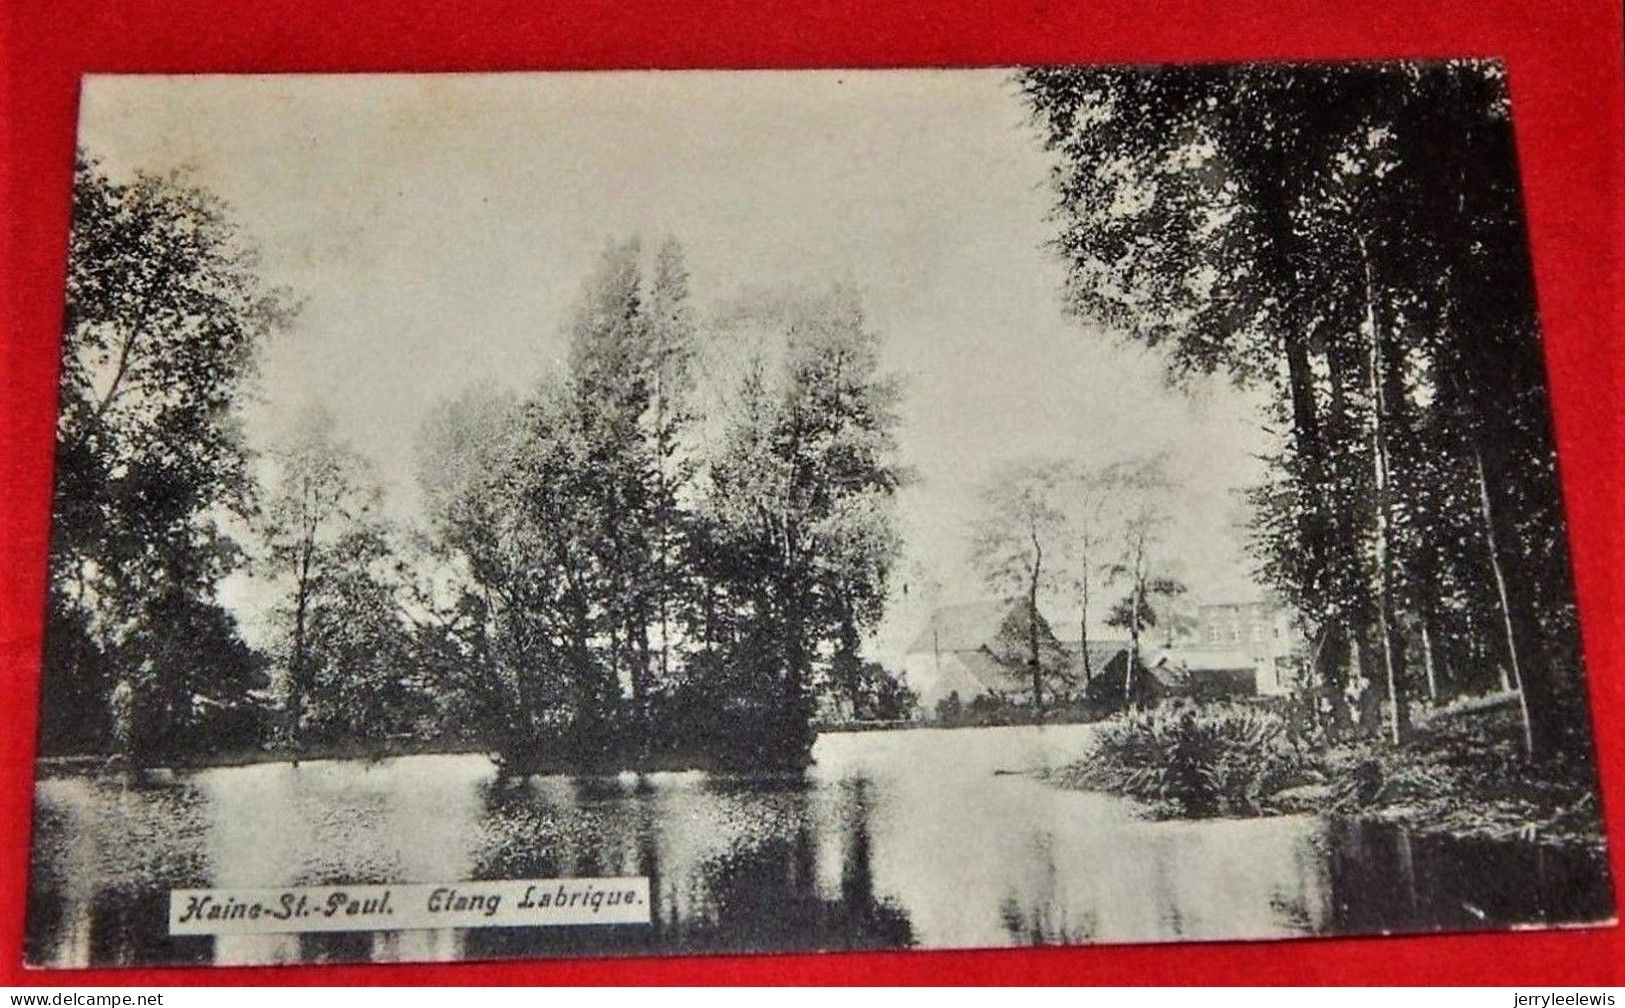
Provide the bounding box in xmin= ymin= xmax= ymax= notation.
xmin=26 ymin=724 xmax=1615 ymax=967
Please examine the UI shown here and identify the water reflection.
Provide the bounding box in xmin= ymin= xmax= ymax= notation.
xmin=26 ymin=725 xmax=1614 ymax=967
xmin=1320 ymin=818 xmax=1614 ymax=936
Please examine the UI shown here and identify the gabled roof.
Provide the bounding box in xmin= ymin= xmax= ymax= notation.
xmin=1156 ymin=647 xmax=1258 ymax=673
xmin=956 ymin=648 xmax=1031 ymax=695
xmin=906 ymin=599 xmax=1036 ymax=655
xmin=1086 ymin=648 xmax=1185 ymax=699
xmin=1066 ymin=638 xmax=1131 ymax=668
xmin=1144 ymin=662 xmax=1187 ymax=691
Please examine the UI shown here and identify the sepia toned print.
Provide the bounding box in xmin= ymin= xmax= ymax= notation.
xmin=27 ymin=65 xmax=1613 ymax=968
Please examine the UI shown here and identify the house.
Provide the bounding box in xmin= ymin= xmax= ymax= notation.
xmin=902 ymin=599 xmax=1075 ymax=715
xmin=1151 ymin=648 xmax=1260 ymax=699
xmin=1055 ymin=634 xmax=1131 ymax=689
xmin=1083 ymin=647 xmax=1184 ymax=709
xmin=1176 ymin=597 xmax=1304 ymax=696
xmin=1081 ymin=643 xmax=1263 ymax=710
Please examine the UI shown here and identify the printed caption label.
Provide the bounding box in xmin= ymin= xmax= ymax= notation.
xmin=169 ymin=877 xmax=651 ymax=934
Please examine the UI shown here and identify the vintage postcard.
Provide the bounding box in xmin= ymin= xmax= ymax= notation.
xmin=27 ymin=66 xmax=1614 ymax=968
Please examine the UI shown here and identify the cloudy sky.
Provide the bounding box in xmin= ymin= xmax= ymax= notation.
xmin=77 ymin=70 xmax=1276 ymax=653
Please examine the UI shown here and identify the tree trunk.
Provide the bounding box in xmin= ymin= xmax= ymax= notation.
xmin=290 ymin=538 xmax=313 ymax=764
xmin=654 ymin=371 xmax=671 ymax=691
xmin=1363 ymin=239 xmax=1408 ymax=745
xmin=1079 ymin=608 xmax=1091 ymax=686
xmin=1270 ymin=171 xmax=1354 ymax=734
xmin=1078 ymin=529 xmax=1092 ymax=687
xmin=1126 ymin=593 xmax=1140 ymax=711
xmin=1471 ymin=440 xmax=1535 ymax=759
xmin=1028 ymin=533 xmax=1044 ymax=717
xmin=783 ymin=609 xmax=812 ymax=758
xmin=1315 ymin=340 xmax=1365 ymax=733
xmin=1420 ymin=617 xmax=1439 ymax=702
xmin=1124 ymin=534 xmax=1143 ymax=711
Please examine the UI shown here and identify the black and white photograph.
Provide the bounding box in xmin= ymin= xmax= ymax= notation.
xmin=26 ymin=64 xmax=1615 ymax=968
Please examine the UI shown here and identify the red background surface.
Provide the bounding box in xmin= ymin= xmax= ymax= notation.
xmin=3 ymin=0 xmax=1623 ymax=985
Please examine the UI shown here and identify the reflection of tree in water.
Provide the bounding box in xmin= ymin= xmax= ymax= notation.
xmin=1266 ymin=833 xmax=1330 ymax=935
xmin=995 ymin=831 xmax=1096 ymax=946
xmin=285 ymin=787 xmax=406 ymax=964
xmin=461 ymin=773 xmax=912 ymax=960
xmin=681 ymin=777 xmax=912 ymax=953
xmin=296 ymin=930 xmax=377 ymax=964
xmin=25 ymin=802 xmax=75 ymax=965
xmin=26 ymin=780 xmax=214 ymax=967
xmin=1321 ymin=819 xmax=1614 ymax=936
xmin=458 ymin=775 xmax=660 ymax=959
xmin=997 ymin=895 xmax=1096 ymax=947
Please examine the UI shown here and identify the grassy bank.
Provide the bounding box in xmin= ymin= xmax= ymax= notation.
xmin=1287 ymin=697 xmax=1606 ymax=849
xmin=1046 ymin=693 xmax=1607 ymax=850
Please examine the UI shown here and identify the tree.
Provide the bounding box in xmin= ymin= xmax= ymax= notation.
xmin=1059 ymin=461 xmax=1120 ymax=685
xmin=1020 ymin=63 xmax=1589 ymax=762
xmin=421 ymin=379 xmax=621 ymax=770
xmin=415 ymin=241 xmax=713 ymax=770
xmin=1019 ymin=63 xmax=1389 ymax=732
xmin=1101 ymin=459 xmax=1186 ymax=708
xmin=260 ymin=408 xmax=416 ymax=752
xmin=565 ymin=240 xmax=655 ymax=722
xmin=969 ymin=461 xmax=1068 ymax=713
xmin=703 ymin=286 xmax=904 ymax=763
xmin=412 ymin=384 xmax=526 ymax=739
xmin=416 ymin=265 xmax=902 ymax=771
xmin=43 ymin=152 xmax=290 ymax=759
xmin=643 ymin=239 xmax=700 ymax=691
xmin=562 ymin=238 xmax=705 ymax=750
xmin=823 ymin=636 xmax=918 ymax=722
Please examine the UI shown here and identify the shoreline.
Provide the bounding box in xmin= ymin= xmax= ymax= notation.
xmin=35 ymin=716 xmax=1107 ymax=778
xmin=1036 ymin=773 xmax=1607 ymax=852
xmin=1041 ymin=695 xmax=1609 ymax=852
xmin=37 ymin=708 xmax=1606 ymax=854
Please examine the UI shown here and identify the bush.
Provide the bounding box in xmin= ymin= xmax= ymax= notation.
xmin=1058 ymin=701 xmax=1315 ymax=815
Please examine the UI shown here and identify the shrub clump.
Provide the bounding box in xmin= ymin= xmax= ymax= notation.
xmin=1051 ymin=702 xmax=1317 ymax=816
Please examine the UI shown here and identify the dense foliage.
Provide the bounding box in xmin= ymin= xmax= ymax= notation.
xmin=404 ymin=252 xmax=906 ymax=771
xmin=1021 ymin=61 xmax=1591 ymax=763
xmin=1056 ymin=703 xmax=1314 ymax=816
xmin=42 ymin=155 xmax=907 ymax=772
xmin=40 ymin=155 xmax=290 ymax=759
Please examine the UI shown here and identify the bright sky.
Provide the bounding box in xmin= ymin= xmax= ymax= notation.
xmin=77 ymin=70 xmax=1277 ymax=655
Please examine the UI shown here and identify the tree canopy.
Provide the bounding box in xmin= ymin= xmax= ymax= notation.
xmin=42 ymin=154 xmax=292 ymax=758
xmin=1021 ymin=61 xmax=1589 ymax=761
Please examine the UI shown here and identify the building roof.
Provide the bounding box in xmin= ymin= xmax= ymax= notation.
xmin=1154 ymin=647 xmax=1258 ymax=672
xmin=1144 ymin=661 xmax=1187 ymax=691
xmin=905 ymin=599 xmax=1037 ymax=656
xmin=1089 ymin=648 xmax=1185 ymax=695
xmin=955 ymin=648 xmax=1032 ymax=695
xmin=1063 ymin=637 xmax=1131 ymax=667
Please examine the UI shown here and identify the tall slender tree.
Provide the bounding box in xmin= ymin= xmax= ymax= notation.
xmin=1021 ymin=62 xmax=1589 ymax=761
xmin=705 ymin=287 xmax=904 ymax=762
xmin=969 ymin=461 xmax=1068 ymax=713
xmin=1101 ymin=458 xmax=1185 ymax=708
xmin=260 ymin=408 xmax=410 ymax=753
xmin=44 ymin=153 xmax=290 ymax=759
xmin=642 ymin=239 xmax=700 ymax=693
xmin=1060 ymin=461 xmax=1119 ymax=685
